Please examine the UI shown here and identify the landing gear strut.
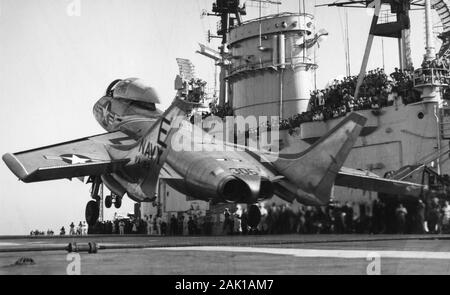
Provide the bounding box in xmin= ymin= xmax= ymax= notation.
xmin=85 ymin=176 xmax=102 ymax=226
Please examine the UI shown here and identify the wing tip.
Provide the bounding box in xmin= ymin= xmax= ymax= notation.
xmin=2 ymin=153 xmax=30 ymax=182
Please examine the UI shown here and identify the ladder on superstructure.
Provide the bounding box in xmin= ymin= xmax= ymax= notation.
xmin=433 ymin=0 xmax=450 ymax=58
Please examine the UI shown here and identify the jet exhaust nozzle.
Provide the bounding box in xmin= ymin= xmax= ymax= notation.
xmin=219 ymin=176 xmax=252 ymax=203
xmin=219 ymin=176 xmax=274 ymax=203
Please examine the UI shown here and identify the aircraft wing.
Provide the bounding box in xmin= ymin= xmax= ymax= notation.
xmin=335 ymin=167 xmax=426 ymax=198
xmin=2 ymin=131 xmax=136 ymax=183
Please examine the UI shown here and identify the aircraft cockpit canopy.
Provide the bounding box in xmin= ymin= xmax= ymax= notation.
xmin=107 ymin=78 xmax=161 ymax=105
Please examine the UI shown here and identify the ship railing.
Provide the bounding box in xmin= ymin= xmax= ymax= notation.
xmin=228 ymin=56 xmax=317 ymax=77
xmin=413 ymin=68 xmax=450 ymax=87
xmin=239 ymin=12 xmax=315 ymax=26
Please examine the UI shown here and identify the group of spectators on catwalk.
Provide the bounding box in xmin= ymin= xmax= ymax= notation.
xmin=209 ymin=102 xmax=233 ymax=118
xmin=203 ymin=66 xmax=441 ymax=133
xmin=190 ymin=54 xmax=450 ymax=136
xmin=420 ymin=57 xmax=450 ymax=83
xmin=279 ymin=67 xmax=421 ymax=132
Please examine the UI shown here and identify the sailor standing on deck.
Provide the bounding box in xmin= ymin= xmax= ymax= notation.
xmin=146 ymin=215 xmax=153 ymax=235
xmin=223 ymin=208 xmax=232 ymax=235
xmin=156 ymin=215 xmax=162 ymax=235
xmin=82 ymin=221 xmax=87 ymax=235
xmin=183 ymin=215 xmax=189 ymax=236
xmin=69 ymin=222 xmax=75 ymax=235
xmin=77 ymin=222 xmax=82 ymax=235
xmin=119 ymin=220 xmax=125 ymax=235
xmin=395 ymin=204 xmax=408 ymax=234
xmin=441 ymin=201 xmax=450 ymax=233
xmin=132 ymin=219 xmax=138 ymax=234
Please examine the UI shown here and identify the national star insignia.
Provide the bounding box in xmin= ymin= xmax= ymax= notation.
xmin=44 ymin=154 xmax=94 ymax=164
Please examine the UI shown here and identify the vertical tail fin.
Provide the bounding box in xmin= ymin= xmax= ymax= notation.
xmin=107 ymin=97 xmax=199 ymax=165
xmin=106 ymin=97 xmax=199 ymax=197
xmin=273 ymin=113 xmax=367 ymax=204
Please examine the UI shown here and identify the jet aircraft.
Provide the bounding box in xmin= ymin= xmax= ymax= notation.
xmin=3 ymin=77 xmax=427 ymax=227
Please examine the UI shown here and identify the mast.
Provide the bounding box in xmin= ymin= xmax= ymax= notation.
xmin=354 ymin=1 xmax=382 ymax=99
xmin=425 ymin=0 xmax=436 ymax=61
xmin=205 ymin=0 xmax=247 ymax=106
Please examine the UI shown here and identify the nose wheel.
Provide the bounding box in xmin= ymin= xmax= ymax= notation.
xmin=114 ymin=196 xmax=122 ymax=209
xmin=105 ymin=194 xmax=122 ymax=209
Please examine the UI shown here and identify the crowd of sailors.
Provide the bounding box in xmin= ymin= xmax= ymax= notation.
xmin=34 ymin=195 xmax=450 ymax=236
xmin=221 ymin=198 xmax=450 ymax=235
xmin=203 ymin=64 xmax=450 ymax=133
xmin=55 ymin=214 xmax=214 ymax=236
xmin=280 ymin=68 xmax=420 ymax=131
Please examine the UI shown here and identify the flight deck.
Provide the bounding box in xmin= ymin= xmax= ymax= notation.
xmin=1 ymin=234 xmax=450 ymax=275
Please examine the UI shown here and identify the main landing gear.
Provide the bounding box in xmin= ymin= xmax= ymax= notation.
xmin=85 ymin=176 xmax=101 ymax=226
xmin=85 ymin=176 xmax=123 ymax=226
xmin=85 ymin=200 xmax=100 ymax=226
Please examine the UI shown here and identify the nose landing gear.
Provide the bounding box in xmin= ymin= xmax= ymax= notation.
xmin=105 ymin=194 xmax=122 ymax=209
xmin=114 ymin=196 xmax=122 ymax=209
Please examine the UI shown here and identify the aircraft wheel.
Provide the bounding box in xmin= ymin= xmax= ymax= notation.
xmin=114 ymin=197 xmax=122 ymax=209
xmin=105 ymin=195 xmax=113 ymax=209
xmin=248 ymin=204 xmax=261 ymax=228
xmin=85 ymin=200 xmax=99 ymax=226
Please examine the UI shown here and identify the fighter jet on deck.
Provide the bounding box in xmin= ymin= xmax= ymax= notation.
xmin=2 ymin=77 xmax=427 ymax=227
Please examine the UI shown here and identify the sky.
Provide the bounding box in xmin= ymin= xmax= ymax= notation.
xmin=0 ymin=0 xmax=439 ymax=235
